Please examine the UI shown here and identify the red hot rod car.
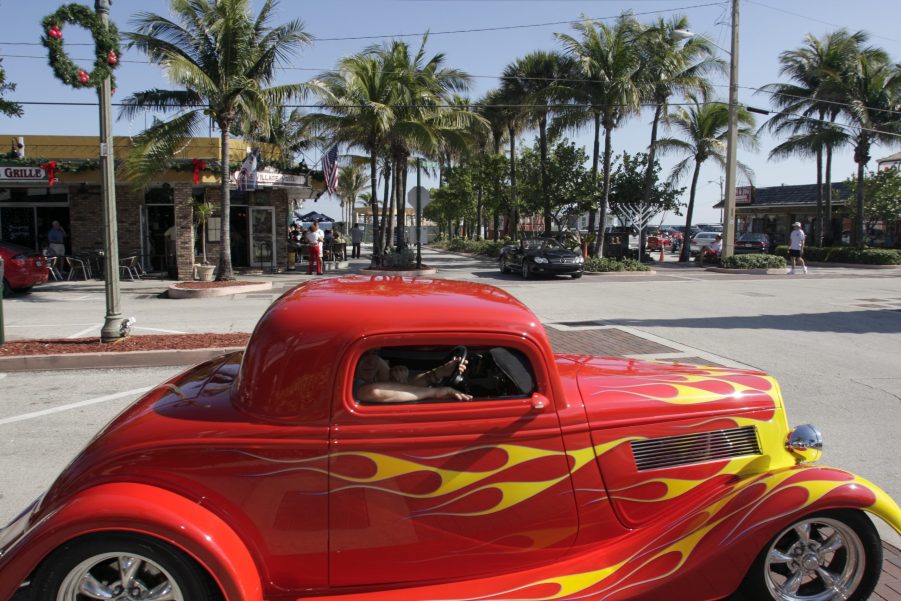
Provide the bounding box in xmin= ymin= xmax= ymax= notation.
xmin=1 ymin=276 xmax=899 ymax=601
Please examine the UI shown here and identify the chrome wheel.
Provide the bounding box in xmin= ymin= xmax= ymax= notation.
xmin=763 ymin=517 xmax=866 ymax=601
xmin=56 ymin=552 xmax=183 ymax=601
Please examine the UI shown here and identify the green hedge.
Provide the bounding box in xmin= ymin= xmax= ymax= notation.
xmin=436 ymin=238 xmax=513 ymax=258
xmin=720 ymin=254 xmax=787 ymax=269
xmin=773 ymin=245 xmax=901 ymax=265
xmin=584 ymin=257 xmax=651 ymax=272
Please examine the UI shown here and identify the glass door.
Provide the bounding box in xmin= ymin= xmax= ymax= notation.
xmin=141 ymin=205 xmax=175 ymax=273
xmin=250 ymin=206 xmax=276 ymax=272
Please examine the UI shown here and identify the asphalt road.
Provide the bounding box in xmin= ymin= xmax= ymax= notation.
xmin=1 ymin=247 xmax=899 ymax=556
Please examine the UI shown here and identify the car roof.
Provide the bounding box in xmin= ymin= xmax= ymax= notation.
xmin=235 ymin=276 xmax=549 ymax=421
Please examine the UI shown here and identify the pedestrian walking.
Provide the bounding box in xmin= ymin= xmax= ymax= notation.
xmin=306 ymin=221 xmax=324 ymax=275
xmin=788 ymin=222 xmax=808 ymax=275
xmin=47 ymin=220 xmax=67 ymax=257
xmin=351 ymin=223 xmax=364 ymax=259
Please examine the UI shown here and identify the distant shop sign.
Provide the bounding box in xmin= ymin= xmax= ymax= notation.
xmin=735 ymin=186 xmax=753 ymax=205
xmin=231 ymin=168 xmax=309 ymax=188
xmin=0 ymin=166 xmax=46 ymax=182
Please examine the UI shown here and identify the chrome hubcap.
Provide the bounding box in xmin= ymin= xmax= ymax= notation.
xmin=764 ymin=517 xmax=865 ymax=601
xmin=57 ymin=552 xmax=183 ymax=601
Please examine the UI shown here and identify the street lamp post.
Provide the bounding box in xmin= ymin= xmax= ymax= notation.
xmin=721 ymin=0 xmax=740 ymax=259
xmin=708 ymin=177 xmax=724 ymax=224
xmin=96 ymin=0 xmax=124 ymax=342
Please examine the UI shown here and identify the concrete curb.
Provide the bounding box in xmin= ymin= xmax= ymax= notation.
xmin=0 ymin=347 xmax=244 ymax=372
xmin=704 ymin=267 xmax=787 ymax=275
xmin=584 ymin=270 xmax=657 ymax=276
xmin=166 ymin=281 xmax=272 ymax=299
xmin=358 ymin=268 xmax=439 ymax=276
xmin=805 ymin=262 xmax=901 ymax=270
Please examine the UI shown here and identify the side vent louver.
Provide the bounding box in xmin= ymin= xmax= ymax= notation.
xmin=630 ymin=426 xmax=761 ymax=471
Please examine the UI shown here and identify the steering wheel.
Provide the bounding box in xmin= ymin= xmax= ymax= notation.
xmin=442 ymin=345 xmax=469 ymax=388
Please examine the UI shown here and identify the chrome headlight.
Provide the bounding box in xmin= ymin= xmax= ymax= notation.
xmin=786 ymin=424 xmax=823 ymax=463
xmin=534 ymin=257 xmax=549 ymax=264
xmin=574 ymin=255 xmax=584 ymax=263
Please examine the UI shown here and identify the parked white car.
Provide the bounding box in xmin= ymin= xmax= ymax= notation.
xmin=690 ymin=231 xmax=721 ymax=255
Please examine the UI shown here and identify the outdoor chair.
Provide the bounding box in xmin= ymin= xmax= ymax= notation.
xmin=47 ymin=256 xmax=63 ymax=281
xmin=119 ymin=255 xmax=141 ymax=281
xmin=66 ymin=256 xmax=91 ymax=280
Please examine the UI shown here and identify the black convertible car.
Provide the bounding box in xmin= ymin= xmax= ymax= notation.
xmin=499 ymin=237 xmax=584 ymax=279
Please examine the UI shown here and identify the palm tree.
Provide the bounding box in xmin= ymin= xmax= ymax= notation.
xmin=482 ymin=86 xmax=527 ymax=241
xmin=636 ymin=17 xmax=722 ymax=218
xmin=761 ymin=30 xmax=868 ymax=245
xmin=764 ymin=115 xmax=849 ymax=244
xmin=337 ymin=162 xmax=369 ymax=226
xmin=121 ymin=0 xmax=311 ymax=280
xmin=656 ymin=95 xmax=757 ymax=262
xmin=502 ymin=51 xmax=576 ymax=235
xmin=374 ymin=37 xmax=474 ymax=249
xmin=306 ymin=52 xmax=396 ymax=262
xmin=236 ymin=106 xmax=320 ymax=165
xmin=478 ymin=90 xmax=511 ymax=240
xmin=556 ymin=14 xmax=643 ymax=255
xmin=836 ymin=49 xmax=901 ymax=247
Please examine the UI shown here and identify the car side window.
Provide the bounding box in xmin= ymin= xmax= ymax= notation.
xmin=353 ymin=345 xmax=536 ymax=405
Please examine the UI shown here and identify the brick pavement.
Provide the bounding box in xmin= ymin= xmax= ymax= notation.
xmin=545 ymin=324 xmax=901 ymax=600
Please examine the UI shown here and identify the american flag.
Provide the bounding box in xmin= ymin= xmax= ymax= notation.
xmin=321 ymin=145 xmax=339 ymax=195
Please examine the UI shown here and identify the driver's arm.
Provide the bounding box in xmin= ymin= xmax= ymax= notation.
xmin=410 ymin=357 xmax=468 ymax=387
xmin=357 ymin=382 xmax=472 ymax=403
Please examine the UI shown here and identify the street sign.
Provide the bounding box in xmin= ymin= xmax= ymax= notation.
xmin=407 ymin=186 xmax=431 ymax=209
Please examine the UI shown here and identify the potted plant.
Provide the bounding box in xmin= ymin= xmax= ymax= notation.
xmin=194 ymin=200 xmax=216 ymax=281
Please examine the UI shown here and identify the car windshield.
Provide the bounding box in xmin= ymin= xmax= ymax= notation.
xmin=523 ymin=238 xmax=564 ymax=251
xmin=739 ymin=233 xmax=768 ymax=241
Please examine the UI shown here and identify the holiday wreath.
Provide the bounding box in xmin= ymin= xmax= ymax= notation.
xmin=41 ymin=3 xmax=121 ymax=90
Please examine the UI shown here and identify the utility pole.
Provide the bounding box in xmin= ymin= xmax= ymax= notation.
xmin=96 ymin=0 xmax=123 ymax=341
xmin=721 ymin=0 xmax=740 ymax=259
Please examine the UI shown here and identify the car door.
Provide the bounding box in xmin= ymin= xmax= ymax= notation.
xmin=328 ymin=333 xmax=579 ymax=587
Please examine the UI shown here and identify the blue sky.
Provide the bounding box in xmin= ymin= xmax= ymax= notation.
xmin=1 ymin=0 xmax=900 ymax=223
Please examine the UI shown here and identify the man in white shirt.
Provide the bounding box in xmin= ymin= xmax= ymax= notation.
xmin=351 ymin=223 xmax=364 ymax=259
xmin=305 ymin=221 xmax=325 ymax=275
xmin=788 ymin=221 xmax=808 ymax=275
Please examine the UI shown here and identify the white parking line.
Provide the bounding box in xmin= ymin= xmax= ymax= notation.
xmin=0 ymin=386 xmax=153 ymax=426
xmin=66 ymin=324 xmax=103 ymax=339
xmin=133 ymin=326 xmax=187 ymax=334
xmin=4 ymin=323 xmax=101 ymax=329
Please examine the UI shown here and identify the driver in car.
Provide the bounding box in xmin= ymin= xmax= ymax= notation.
xmin=354 ymin=350 xmax=472 ymax=403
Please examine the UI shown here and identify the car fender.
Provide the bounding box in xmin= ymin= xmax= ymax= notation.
xmin=0 ymin=483 xmax=262 ymax=601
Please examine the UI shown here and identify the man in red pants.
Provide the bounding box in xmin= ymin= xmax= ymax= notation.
xmin=305 ymin=221 xmax=324 ymax=275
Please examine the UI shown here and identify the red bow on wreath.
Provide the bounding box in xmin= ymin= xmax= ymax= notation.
xmin=192 ymin=158 xmax=206 ymax=185
xmin=41 ymin=161 xmax=58 ymax=187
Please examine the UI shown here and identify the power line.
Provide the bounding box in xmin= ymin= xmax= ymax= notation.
xmin=6 ymin=51 xmax=899 ymax=119
xmin=0 ymin=2 xmax=725 ymax=47
xmin=745 ymin=0 xmax=901 ymax=46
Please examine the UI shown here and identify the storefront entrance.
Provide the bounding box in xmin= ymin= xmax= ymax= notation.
xmin=0 ymin=188 xmax=69 ymax=252
xmin=229 ymin=205 xmax=276 ymax=270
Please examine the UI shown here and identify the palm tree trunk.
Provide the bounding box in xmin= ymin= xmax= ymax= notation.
xmin=639 ymin=102 xmax=664 ymax=257
xmin=824 ymin=143 xmax=834 ymax=246
xmin=679 ymin=159 xmax=703 ymax=263
xmin=217 ymin=126 xmax=235 ymax=280
xmin=385 ymin=160 xmax=396 ymax=252
xmin=596 ymin=121 xmax=614 ymax=257
xmin=369 ymin=150 xmax=381 ymax=265
xmin=539 ymin=114 xmax=551 ymax=236
xmin=587 ymin=112 xmax=601 ymax=256
xmin=477 ymin=158 xmax=484 ymax=240
xmin=380 ymin=161 xmax=392 ymax=256
xmin=815 ymin=146 xmax=824 ymax=246
xmin=395 ymin=156 xmax=406 ymax=249
xmin=508 ymin=124 xmax=518 ymax=242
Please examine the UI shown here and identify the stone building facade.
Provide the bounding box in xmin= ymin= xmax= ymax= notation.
xmin=1 ymin=134 xmax=316 ymax=279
